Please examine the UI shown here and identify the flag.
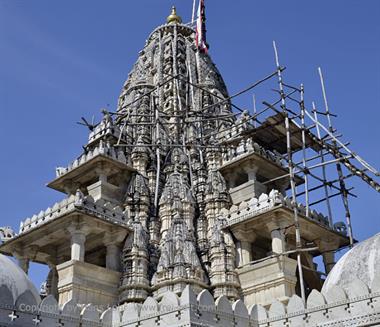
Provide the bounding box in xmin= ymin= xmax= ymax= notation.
xmin=195 ymin=0 xmax=208 ymax=53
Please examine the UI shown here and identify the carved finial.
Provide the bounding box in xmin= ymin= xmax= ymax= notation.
xmin=167 ymin=6 xmax=182 ymax=24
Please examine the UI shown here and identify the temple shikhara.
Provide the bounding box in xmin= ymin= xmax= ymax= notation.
xmin=1 ymin=5 xmax=380 ymax=327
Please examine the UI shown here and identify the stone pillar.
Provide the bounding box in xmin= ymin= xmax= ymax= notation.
xmin=103 ymin=231 xmax=127 ymax=271
xmin=271 ymin=228 xmax=285 ymax=254
xmin=233 ymin=228 xmax=256 ymax=266
xmin=71 ymin=232 xmax=86 ymax=261
xmin=240 ymin=241 xmax=252 ymax=264
xmin=12 ymin=249 xmax=29 ymax=274
xmin=246 ymin=165 xmax=258 ymax=181
xmin=315 ymin=239 xmax=337 ymax=274
xmin=67 ymin=225 xmax=89 ymax=262
xmin=105 ymin=244 xmax=121 ymax=271
xmin=47 ymin=262 xmax=59 ymax=300
xmin=99 ymin=173 xmax=107 ymax=183
xmin=322 ymin=251 xmax=335 ymax=274
xmin=18 ymin=257 xmax=30 ymax=274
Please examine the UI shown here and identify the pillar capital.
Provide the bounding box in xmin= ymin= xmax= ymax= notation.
xmin=314 ymin=238 xmax=337 ymax=274
xmin=270 ymin=227 xmax=286 ymax=254
xmin=45 ymin=256 xmax=58 ymax=268
xmin=103 ymin=230 xmax=126 ymax=271
xmin=67 ymin=222 xmax=91 ymax=237
xmin=103 ymin=230 xmax=127 ymax=247
xmin=233 ymin=227 xmax=256 ymax=243
xmin=266 ymin=218 xmax=289 ymax=233
xmin=11 ymin=249 xmax=29 ymax=274
xmin=314 ymin=238 xmax=339 ymax=252
xmin=67 ymin=223 xmax=89 ymax=262
xmin=10 ymin=245 xmax=25 ymax=260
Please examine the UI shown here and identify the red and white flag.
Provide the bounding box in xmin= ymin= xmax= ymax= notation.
xmin=195 ymin=0 xmax=208 ymax=53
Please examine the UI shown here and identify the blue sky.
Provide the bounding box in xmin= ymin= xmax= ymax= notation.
xmin=1 ymin=1 xmax=379 ymax=289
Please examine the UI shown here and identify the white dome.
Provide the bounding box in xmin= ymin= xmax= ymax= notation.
xmin=0 ymin=254 xmax=40 ymax=303
xmin=322 ymin=232 xmax=380 ymax=293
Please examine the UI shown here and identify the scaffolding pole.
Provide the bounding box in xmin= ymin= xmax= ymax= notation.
xmin=318 ymin=67 xmax=353 ymax=246
xmin=273 ymin=41 xmax=306 ymax=303
xmin=252 ymin=94 xmax=257 ymax=128
xmin=300 ymin=84 xmax=310 ymax=217
xmin=312 ymin=102 xmax=334 ymax=227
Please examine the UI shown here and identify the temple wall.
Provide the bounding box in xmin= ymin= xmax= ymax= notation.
xmin=1 ymin=276 xmax=380 ymax=326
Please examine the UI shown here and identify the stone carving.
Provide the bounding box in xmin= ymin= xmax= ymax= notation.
xmin=0 ymin=226 xmax=15 ymax=242
xmin=19 ymin=194 xmax=128 ymax=234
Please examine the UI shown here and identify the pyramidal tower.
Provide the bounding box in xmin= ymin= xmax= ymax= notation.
xmin=115 ymin=6 xmax=240 ymax=302
xmin=0 ymin=6 xmax=357 ymax=312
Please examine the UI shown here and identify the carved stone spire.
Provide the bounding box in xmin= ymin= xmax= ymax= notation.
xmin=114 ymin=7 xmax=238 ymax=302
xmin=120 ymin=221 xmax=150 ymax=303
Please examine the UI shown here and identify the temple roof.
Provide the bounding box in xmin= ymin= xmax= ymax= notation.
xmin=0 ymin=254 xmax=40 ymax=304
xmin=116 ymin=8 xmax=231 ymax=116
xmin=322 ymin=232 xmax=380 ymax=293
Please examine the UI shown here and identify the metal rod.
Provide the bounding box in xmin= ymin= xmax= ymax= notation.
xmin=261 ymin=155 xmax=353 ymax=185
xmin=296 ymin=182 xmax=331 ymax=197
xmin=154 ymin=32 xmax=164 ymax=215
xmin=304 ymin=107 xmax=379 ymax=176
xmin=273 ymin=40 xmax=306 ymax=303
xmin=115 ymin=76 xmax=177 ymax=121
xmin=300 ymin=84 xmax=310 ymax=217
xmin=252 ymin=94 xmax=257 ymax=128
xmin=117 ymin=113 xmax=129 ymax=146
xmin=309 ymin=188 xmax=354 ymax=206
xmin=210 ymin=89 xmax=298 ymax=142
xmin=246 ymin=246 xmax=319 ymax=266
xmin=313 ymin=102 xmax=333 ymax=226
xmin=293 ymin=150 xmax=335 ymax=166
xmin=303 ymin=110 xmax=380 ymax=192
xmin=164 ymin=68 xmax=281 ymax=115
xmin=318 ymin=67 xmax=353 ymax=246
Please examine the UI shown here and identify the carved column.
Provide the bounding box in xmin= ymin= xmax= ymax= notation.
xmin=271 ymin=228 xmax=285 ymax=254
xmin=267 ymin=220 xmax=287 ymax=255
xmin=106 ymin=244 xmax=120 ymax=271
xmin=17 ymin=256 xmax=30 ymax=274
xmin=322 ymin=251 xmax=335 ymax=274
xmin=104 ymin=231 xmax=127 ymax=271
xmin=233 ymin=228 xmax=256 ymax=266
xmin=46 ymin=260 xmax=59 ymax=300
xmin=315 ymin=239 xmax=337 ymax=274
xmin=67 ymin=224 xmax=89 ymax=262
xmin=12 ymin=248 xmax=30 ymax=274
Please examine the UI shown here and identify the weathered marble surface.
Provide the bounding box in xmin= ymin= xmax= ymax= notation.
xmin=323 ymin=232 xmax=380 ymax=293
xmin=0 ymin=254 xmax=40 ymax=305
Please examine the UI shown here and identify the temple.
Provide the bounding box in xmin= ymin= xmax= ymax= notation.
xmin=1 ymin=6 xmax=380 ymax=327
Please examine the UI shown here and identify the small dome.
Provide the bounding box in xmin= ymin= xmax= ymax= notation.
xmin=0 ymin=254 xmax=40 ymax=303
xmin=167 ymin=6 xmax=182 ymax=24
xmin=322 ymin=232 xmax=380 ymax=293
